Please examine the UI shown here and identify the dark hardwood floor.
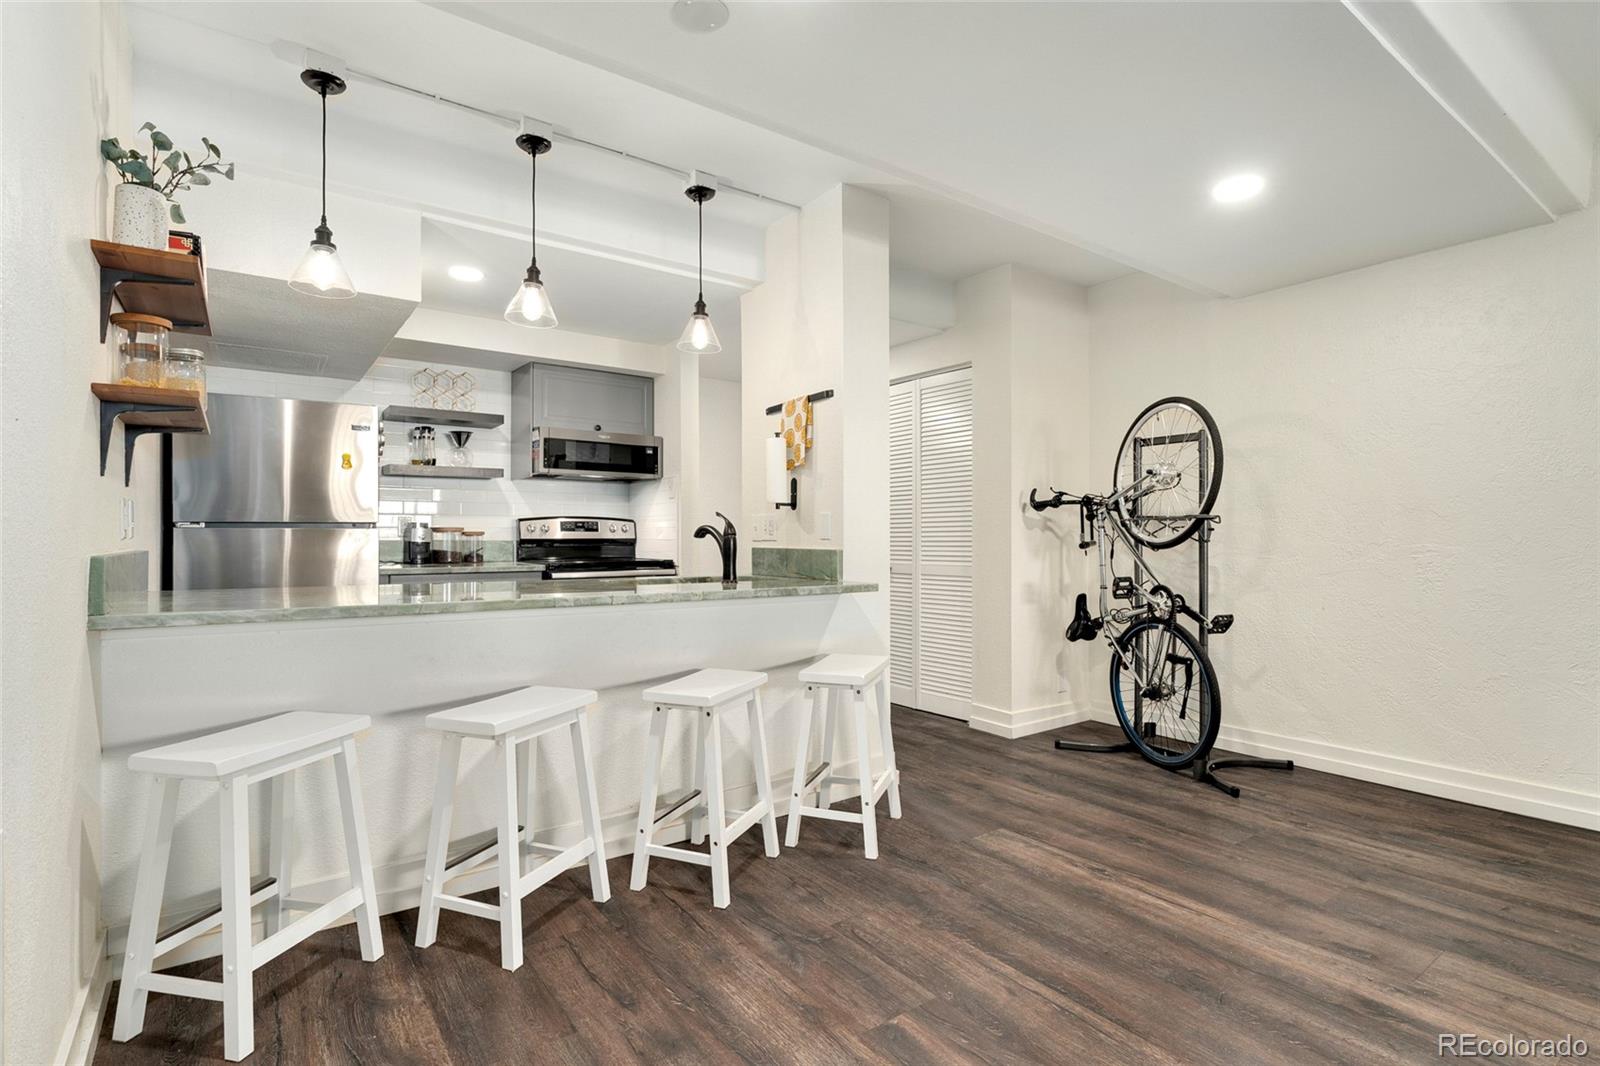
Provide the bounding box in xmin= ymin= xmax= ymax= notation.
xmin=97 ymin=711 xmax=1600 ymax=1065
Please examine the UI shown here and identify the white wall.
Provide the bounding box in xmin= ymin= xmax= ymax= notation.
xmin=0 ymin=2 xmax=151 ymax=1060
xmin=698 ymin=376 xmax=746 ymax=572
xmin=1087 ymin=202 xmax=1600 ymax=828
xmin=740 ymin=185 xmax=890 ymax=639
xmin=893 ymin=266 xmax=1094 ymax=735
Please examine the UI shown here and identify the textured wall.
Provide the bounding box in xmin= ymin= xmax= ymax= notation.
xmin=0 ymin=2 xmax=149 ymax=1060
xmin=1087 ymin=203 xmax=1600 ymax=824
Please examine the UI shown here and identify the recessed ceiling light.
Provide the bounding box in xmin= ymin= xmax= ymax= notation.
xmin=1211 ymin=173 xmax=1266 ymax=205
xmin=447 ymin=264 xmax=484 ymax=283
xmin=671 ymin=0 xmax=729 ymax=33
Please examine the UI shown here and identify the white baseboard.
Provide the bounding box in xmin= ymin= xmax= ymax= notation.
xmin=1064 ymin=710 xmax=1599 ymax=831
xmin=1211 ymin=722 xmax=1600 ymax=831
xmin=105 ymin=759 xmax=864 ymax=973
xmin=968 ymin=700 xmax=1091 ymax=740
xmin=56 ymin=936 xmax=110 ymax=1066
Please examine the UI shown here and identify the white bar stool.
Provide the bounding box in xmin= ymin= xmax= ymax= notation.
xmin=112 ymin=711 xmax=382 ymax=1062
xmin=629 ymin=669 xmax=779 ymax=909
xmin=785 ymin=654 xmax=901 ymax=859
xmin=414 ymin=686 xmax=610 ymax=972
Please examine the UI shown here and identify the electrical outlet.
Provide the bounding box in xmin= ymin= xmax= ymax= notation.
xmin=120 ymin=497 xmax=135 ymax=540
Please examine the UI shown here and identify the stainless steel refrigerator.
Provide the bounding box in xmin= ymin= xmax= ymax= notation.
xmin=167 ymin=393 xmax=380 ymax=590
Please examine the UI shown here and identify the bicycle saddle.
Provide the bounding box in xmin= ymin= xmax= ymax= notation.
xmin=1066 ymin=593 xmax=1102 ymax=642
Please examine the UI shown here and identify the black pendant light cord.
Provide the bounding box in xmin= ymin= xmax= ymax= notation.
xmin=529 ymin=148 xmax=538 ymax=271
xmin=319 ymin=86 xmax=328 ymax=228
xmin=697 ymin=196 xmax=705 ymax=306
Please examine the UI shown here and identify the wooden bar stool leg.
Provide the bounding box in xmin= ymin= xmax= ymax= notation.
xmin=266 ymin=773 xmax=293 ymax=936
xmin=334 ymin=739 xmax=384 ymax=963
xmin=218 ymin=776 xmax=254 ymax=1061
xmin=517 ymin=733 xmax=537 ymax=847
xmin=493 ymin=737 xmax=524 ymax=971
xmin=816 ymin=687 xmax=838 ymax=811
xmin=630 ymin=707 xmax=668 ymax=891
xmin=875 ymin=673 xmax=902 ymax=819
xmin=112 ymin=775 xmax=180 ymax=1042
xmin=748 ymin=691 xmax=780 ymax=857
xmin=785 ymin=685 xmax=817 ymax=847
xmin=703 ymin=707 xmax=731 ymax=908
xmin=852 ymin=688 xmax=879 ymax=860
xmin=568 ymin=710 xmax=612 ymax=903
xmin=415 ymin=733 xmax=461 ymax=949
xmin=687 ymin=708 xmax=709 ymax=845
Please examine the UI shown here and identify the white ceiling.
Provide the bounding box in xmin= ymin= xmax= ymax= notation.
xmin=132 ymin=0 xmax=1599 ymax=371
xmin=420 ymin=218 xmax=745 ymax=379
xmin=442 ymin=0 xmax=1599 ymax=297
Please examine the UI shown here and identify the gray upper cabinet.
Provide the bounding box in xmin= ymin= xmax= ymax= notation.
xmin=517 ymin=362 xmax=654 ymax=436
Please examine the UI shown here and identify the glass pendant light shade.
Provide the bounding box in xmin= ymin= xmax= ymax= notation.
xmin=677 ymin=301 xmax=721 ymax=353
xmin=504 ymin=267 xmax=558 ymax=328
xmin=289 ymin=231 xmax=356 ymax=299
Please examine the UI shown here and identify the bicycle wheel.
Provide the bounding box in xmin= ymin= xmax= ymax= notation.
xmin=1112 ymin=396 xmax=1222 ymax=549
xmin=1108 ymin=619 xmax=1220 ymax=769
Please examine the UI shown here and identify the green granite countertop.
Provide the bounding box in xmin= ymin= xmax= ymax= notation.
xmin=88 ymin=575 xmax=878 ymax=630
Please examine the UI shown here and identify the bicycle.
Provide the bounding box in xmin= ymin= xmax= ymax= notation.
xmin=1029 ymin=396 xmax=1234 ymax=771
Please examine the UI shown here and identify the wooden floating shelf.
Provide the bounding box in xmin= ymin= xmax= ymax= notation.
xmin=380 ymin=405 xmax=504 ymax=430
xmin=91 ymin=383 xmax=209 ymax=485
xmin=92 ymin=239 xmax=211 ymax=341
xmin=380 ymin=464 xmax=504 ymax=480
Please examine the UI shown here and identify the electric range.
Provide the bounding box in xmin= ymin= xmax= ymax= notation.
xmin=515 ymin=516 xmax=677 ymax=580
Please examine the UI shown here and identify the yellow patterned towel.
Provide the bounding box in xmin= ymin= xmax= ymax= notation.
xmin=781 ymin=395 xmax=814 ymax=470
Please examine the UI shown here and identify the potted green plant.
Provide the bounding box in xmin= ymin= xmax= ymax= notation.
xmin=101 ymin=123 xmax=235 ymax=249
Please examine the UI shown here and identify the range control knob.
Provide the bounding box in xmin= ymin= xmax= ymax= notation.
xmin=609 ymin=523 xmax=617 ymax=532
xmin=541 ymin=522 xmax=550 ymax=532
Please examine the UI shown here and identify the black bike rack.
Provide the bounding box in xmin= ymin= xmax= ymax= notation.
xmin=1052 ymin=430 xmax=1293 ymax=798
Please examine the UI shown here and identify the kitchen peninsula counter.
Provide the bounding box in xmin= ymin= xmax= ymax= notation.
xmin=91 ymin=562 xmax=885 ymax=948
xmin=89 ymin=575 xmax=876 ymax=630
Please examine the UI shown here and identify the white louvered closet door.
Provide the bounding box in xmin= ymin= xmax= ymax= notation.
xmin=889 ymin=367 xmax=974 ymax=720
xmin=889 ymin=382 xmax=917 ymax=708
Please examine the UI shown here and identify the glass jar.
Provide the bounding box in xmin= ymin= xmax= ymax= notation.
xmin=430 ymin=527 xmax=463 ymax=565
xmin=408 ymin=426 xmax=436 ymax=466
xmin=110 ymin=312 xmax=170 ymax=387
xmin=163 ymin=347 xmax=206 ymax=396
xmin=460 ymin=531 xmax=484 ymax=565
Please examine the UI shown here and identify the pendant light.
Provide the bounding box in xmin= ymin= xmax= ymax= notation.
xmin=505 ymin=132 xmax=557 ymax=328
xmin=288 ymin=69 xmax=356 ymax=299
xmin=676 ymin=181 xmax=722 ymax=354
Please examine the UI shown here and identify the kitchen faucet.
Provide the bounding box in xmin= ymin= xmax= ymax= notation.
xmin=693 ymin=512 xmax=738 ymax=585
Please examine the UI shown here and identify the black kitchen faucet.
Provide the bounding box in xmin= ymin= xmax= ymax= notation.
xmin=693 ymin=512 xmax=738 ymax=585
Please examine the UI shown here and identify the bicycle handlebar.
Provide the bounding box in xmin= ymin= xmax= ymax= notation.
xmin=1028 ymin=487 xmax=1082 ymax=512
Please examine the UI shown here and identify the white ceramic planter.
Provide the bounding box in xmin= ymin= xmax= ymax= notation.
xmin=112 ymin=183 xmax=168 ymax=249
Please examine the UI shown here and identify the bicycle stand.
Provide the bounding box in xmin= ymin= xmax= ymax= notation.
xmin=1184 ymin=754 xmax=1295 ymax=798
xmin=1049 ymin=462 xmax=1297 ymax=800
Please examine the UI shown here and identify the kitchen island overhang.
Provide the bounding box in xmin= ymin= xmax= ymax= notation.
xmin=91 ymin=575 xmax=885 ymax=948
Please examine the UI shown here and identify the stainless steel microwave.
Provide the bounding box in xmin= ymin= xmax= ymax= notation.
xmin=521 ymin=426 xmax=663 ymax=481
